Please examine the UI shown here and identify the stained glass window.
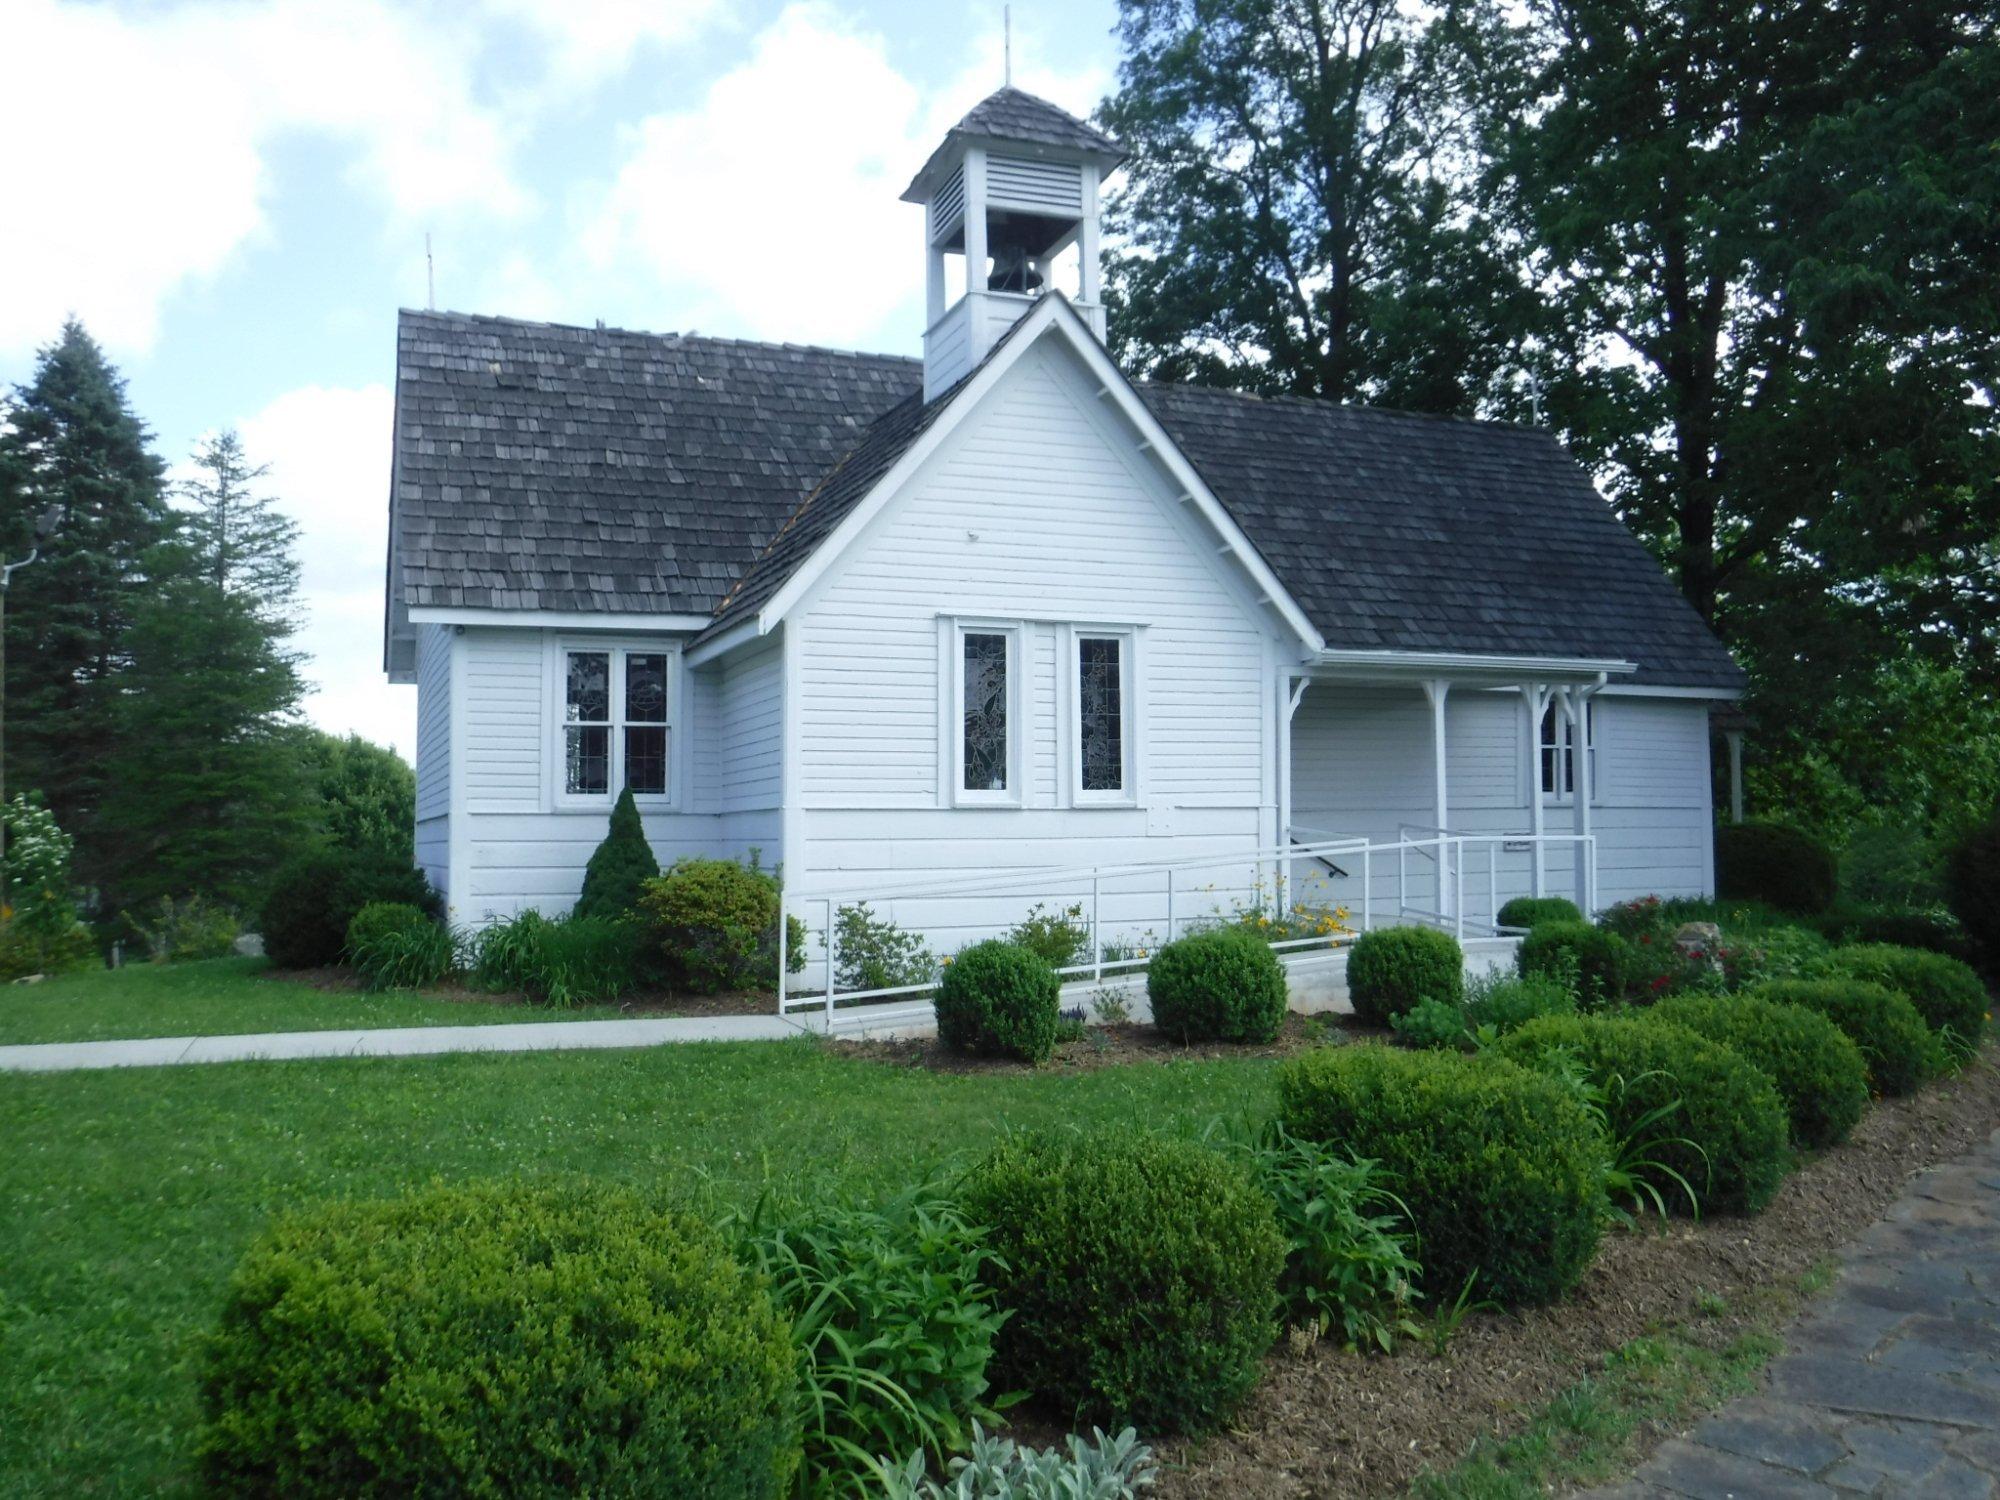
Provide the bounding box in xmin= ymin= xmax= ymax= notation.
xmin=565 ymin=651 xmax=611 ymax=795
xmin=1539 ymin=702 xmax=1594 ymax=800
xmin=962 ymin=631 xmax=1009 ymax=792
xmin=1078 ymin=636 xmax=1124 ymax=793
xmin=624 ymin=653 xmax=668 ymax=794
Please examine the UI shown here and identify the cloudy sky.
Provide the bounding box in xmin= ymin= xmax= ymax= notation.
xmin=0 ymin=0 xmax=1121 ymax=758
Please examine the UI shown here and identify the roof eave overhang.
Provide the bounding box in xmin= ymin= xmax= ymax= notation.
xmin=1309 ymin=649 xmax=1639 ymax=686
xmin=901 ymin=131 xmax=1128 ymax=203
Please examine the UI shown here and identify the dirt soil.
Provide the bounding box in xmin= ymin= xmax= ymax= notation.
xmin=1148 ymin=1043 xmax=2000 ymax=1499
xmin=836 ymin=1011 xmax=1347 ymax=1074
xmin=265 ymin=967 xmax=773 ymax=1018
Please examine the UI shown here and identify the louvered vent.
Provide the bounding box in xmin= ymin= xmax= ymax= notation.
xmin=928 ymin=165 xmax=966 ymax=242
xmin=986 ymin=156 xmax=1083 ymax=215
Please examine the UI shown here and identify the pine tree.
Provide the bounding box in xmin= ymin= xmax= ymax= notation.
xmin=181 ymin=429 xmax=301 ymax=628
xmin=0 ymin=321 xmax=173 ymax=884
xmin=574 ymin=787 xmax=659 ymax=921
xmin=97 ymin=568 xmax=311 ymax=912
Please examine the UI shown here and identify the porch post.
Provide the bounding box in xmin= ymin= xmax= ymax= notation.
xmin=1725 ymin=729 xmax=1745 ymax=825
xmin=1276 ymin=673 xmax=1307 ymax=913
xmin=1522 ymin=682 xmax=1551 ymax=899
xmin=1564 ymin=683 xmax=1598 ymax=913
xmin=1422 ymin=679 xmax=1451 ymax=919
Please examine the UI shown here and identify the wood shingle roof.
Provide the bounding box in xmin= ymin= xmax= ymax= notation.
xmin=388 ymin=308 xmax=1742 ymax=690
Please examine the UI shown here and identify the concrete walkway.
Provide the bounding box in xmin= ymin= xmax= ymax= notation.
xmin=1589 ymin=1128 xmax=2000 ymax=1499
xmin=0 ymin=1012 xmax=829 ymax=1073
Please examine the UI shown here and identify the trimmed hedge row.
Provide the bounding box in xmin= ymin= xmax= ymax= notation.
xmin=1651 ymin=992 xmax=1868 ymax=1149
xmin=1496 ymin=896 xmax=1584 ymax=930
xmin=1498 ymin=1013 xmax=1790 ymax=1215
xmin=1277 ymin=1044 xmax=1603 ymax=1306
xmin=1832 ymin=944 xmax=1988 ymax=1064
xmin=1716 ymin=821 xmax=1839 ymax=915
xmin=1747 ymin=978 xmax=1943 ymax=1096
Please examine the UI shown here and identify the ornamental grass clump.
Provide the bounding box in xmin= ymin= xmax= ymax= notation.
xmin=344 ymin=901 xmax=456 ymax=991
xmin=962 ymin=1130 xmax=1282 ymax=1435
xmin=1276 ymin=1045 xmax=1603 ymax=1307
xmin=935 ymin=940 xmax=1060 ymax=1063
xmin=1651 ymin=991 xmax=1868 ymax=1150
xmin=1345 ymin=926 xmax=1463 ymax=1026
xmin=1146 ymin=926 xmax=1287 ymax=1043
xmin=1746 ymin=978 xmax=1943 ymax=1096
xmin=1498 ymin=1013 xmax=1791 ymax=1216
xmin=1831 ymin=944 xmax=1989 ymax=1065
xmin=196 ymin=1180 xmax=801 ymax=1499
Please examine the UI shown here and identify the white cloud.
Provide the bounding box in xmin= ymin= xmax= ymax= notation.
xmin=0 ymin=0 xmax=736 ymax=359
xmin=577 ymin=3 xmax=1114 ymax=348
xmin=234 ymin=383 xmax=413 ymax=757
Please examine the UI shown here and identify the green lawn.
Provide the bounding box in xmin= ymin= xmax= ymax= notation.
xmin=0 ymin=957 xmax=636 ymax=1045
xmin=0 ymin=1039 xmax=1278 ymax=1497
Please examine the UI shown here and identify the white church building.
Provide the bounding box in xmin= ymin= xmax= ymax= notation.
xmin=383 ymin=87 xmax=1743 ymax=989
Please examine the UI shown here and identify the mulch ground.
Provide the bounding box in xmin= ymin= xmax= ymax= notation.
xmin=1149 ymin=1041 xmax=2000 ymax=1499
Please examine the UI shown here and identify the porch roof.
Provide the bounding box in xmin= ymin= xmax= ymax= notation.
xmin=1305 ymin=649 xmax=1637 ymax=687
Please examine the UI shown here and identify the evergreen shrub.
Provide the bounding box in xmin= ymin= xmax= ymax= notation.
xmin=1831 ymin=944 xmax=1989 ymax=1065
xmin=963 ymin=1130 xmax=1282 ymax=1435
xmin=1498 ymin=1013 xmax=1791 ymax=1215
xmin=1147 ymin=926 xmax=1288 ymax=1043
xmin=1345 ymin=926 xmax=1463 ymax=1026
xmin=571 ymin=787 xmax=658 ymax=922
xmin=196 ymin=1180 xmax=800 ymax=1498
xmin=1651 ymin=991 xmax=1869 ymax=1149
xmin=1747 ymin=979 xmax=1944 ymax=1096
xmin=1277 ymin=1045 xmax=1603 ymax=1306
xmin=259 ymin=851 xmax=441 ymax=970
xmin=935 ymin=940 xmax=1060 ymax=1063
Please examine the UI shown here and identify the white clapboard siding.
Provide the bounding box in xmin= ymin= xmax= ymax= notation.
xmin=445 ymin=626 xmax=783 ymax=923
xmin=698 ymin=637 xmax=783 ymax=813
xmin=413 ymin=624 xmax=453 ymax=897
xmin=792 ymin=339 xmax=1278 ymax=915
xmin=1289 ymin=686 xmax=1715 ymax=918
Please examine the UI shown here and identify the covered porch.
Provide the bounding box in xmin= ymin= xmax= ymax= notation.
xmin=1276 ymin=650 xmax=1642 ymax=933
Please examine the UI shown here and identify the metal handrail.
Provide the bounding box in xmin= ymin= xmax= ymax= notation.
xmin=778 ymin=827 xmax=1598 ymax=1016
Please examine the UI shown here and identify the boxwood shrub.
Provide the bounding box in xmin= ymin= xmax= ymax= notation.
xmin=1147 ymin=926 xmax=1287 ymax=1043
xmin=1498 ymin=1013 xmax=1791 ymax=1215
xmin=1516 ymin=920 xmax=1631 ymax=1009
xmin=962 ymin=1130 xmax=1283 ymax=1435
xmin=196 ymin=1180 xmax=800 ymax=1498
xmin=637 ymin=857 xmax=783 ymax=993
xmin=1651 ymin=992 xmax=1868 ymax=1150
xmin=936 ymin=940 xmax=1060 ymax=1063
xmin=1346 ymin=926 xmax=1463 ymax=1026
xmin=1747 ymin=979 xmax=1944 ymax=1096
xmin=260 ymin=851 xmax=443 ymax=970
xmin=1496 ymin=896 xmax=1584 ymax=930
xmin=1831 ymin=944 xmax=1989 ymax=1065
xmin=1276 ymin=1045 xmax=1603 ymax=1306
xmin=1715 ymin=821 xmax=1838 ymax=915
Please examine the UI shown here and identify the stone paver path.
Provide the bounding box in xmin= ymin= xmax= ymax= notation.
xmin=1589 ymin=1127 xmax=2000 ymax=1499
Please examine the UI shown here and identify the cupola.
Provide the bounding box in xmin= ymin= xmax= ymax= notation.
xmin=902 ymin=87 xmax=1126 ymax=399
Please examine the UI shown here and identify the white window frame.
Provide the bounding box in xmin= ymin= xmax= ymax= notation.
xmin=550 ymin=637 xmax=682 ymax=810
xmin=1067 ymin=625 xmax=1139 ymax=807
xmin=1538 ymin=699 xmax=1598 ymax=805
xmin=947 ymin=619 xmax=1024 ymax=808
